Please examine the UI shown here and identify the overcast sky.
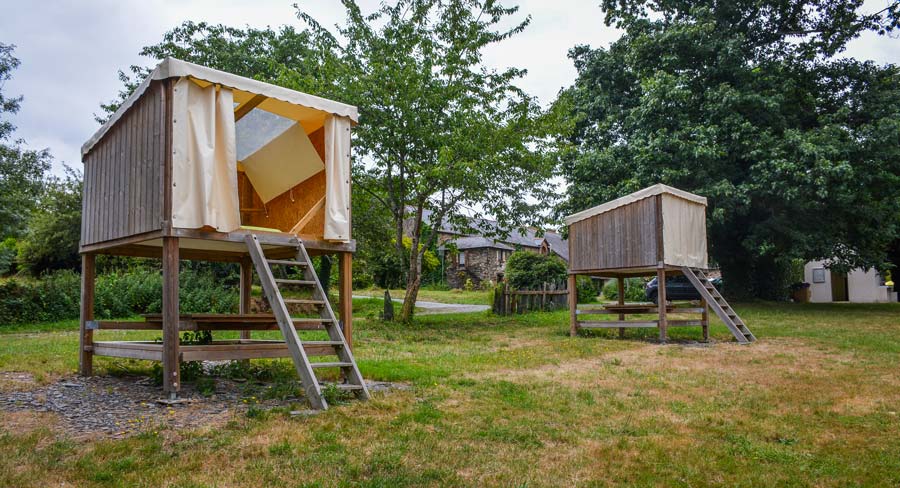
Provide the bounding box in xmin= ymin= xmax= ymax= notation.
xmin=2 ymin=0 xmax=898 ymax=174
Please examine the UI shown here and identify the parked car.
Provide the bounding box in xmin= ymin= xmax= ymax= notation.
xmin=645 ymin=274 xmax=722 ymax=304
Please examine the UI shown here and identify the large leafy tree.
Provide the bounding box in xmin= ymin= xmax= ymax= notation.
xmin=559 ymin=0 xmax=900 ymax=298
xmin=0 ymin=43 xmax=51 ymax=239
xmin=113 ymin=1 xmax=567 ymax=320
xmin=305 ymin=1 xmax=567 ymax=320
xmin=17 ymin=167 xmax=83 ymax=275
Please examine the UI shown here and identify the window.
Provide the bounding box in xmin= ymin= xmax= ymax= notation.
xmin=812 ymin=268 xmax=826 ymax=283
xmin=458 ymin=251 xmax=466 ymax=268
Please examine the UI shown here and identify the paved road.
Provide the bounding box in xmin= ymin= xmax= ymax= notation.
xmin=352 ymin=295 xmax=490 ymax=315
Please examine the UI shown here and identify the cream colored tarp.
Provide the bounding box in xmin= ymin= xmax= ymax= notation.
xmin=323 ymin=115 xmax=351 ymax=241
xmin=661 ymin=193 xmax=708 ymax=268
xmin=241 ymin=123 xmax=324 ymax=203
xmin=171 ymin=78 xmax=241 ymax=232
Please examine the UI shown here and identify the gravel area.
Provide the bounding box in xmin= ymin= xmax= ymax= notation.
xmin=0 ymin=371 xmax=408 ymax=440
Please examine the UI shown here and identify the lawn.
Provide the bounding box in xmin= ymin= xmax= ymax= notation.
xmin=354 ymin=286 xmax=492 ymax=305
xmin=1 ymin=301 xmax=899 ymax=486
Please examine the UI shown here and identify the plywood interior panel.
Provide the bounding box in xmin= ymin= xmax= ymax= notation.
xmin=238 ymin=127 xmax=326 ymax=237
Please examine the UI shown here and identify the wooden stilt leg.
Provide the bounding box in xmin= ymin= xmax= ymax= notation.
xmin=701 ymin=297 xmax=709 ymax=342
xmin=568 ymin=274 xmax=578 ymax=337
xmin=339 ymin=252 xmax=353 ymax=349
xmin=657 ymin=267 xmax=668 ymax=343
xmin=617 ymin=276 xmax=625 ymax=339
xmin=162 ymin=237 xmax=180 ymax=398
xmin=239 ymin=257 xmax=252 ymax=340
xmin=79 ymin=254 xmax=96 ymax=376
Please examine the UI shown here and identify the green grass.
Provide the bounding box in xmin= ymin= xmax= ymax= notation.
xmin=354 ymin=286 xmax=491 ymax=305
xmin=1 ymin=301 xmax=900 ymax=486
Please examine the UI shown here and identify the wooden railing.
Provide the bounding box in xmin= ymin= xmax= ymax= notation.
xmin=493 ymin=283 xmax=568 ymax=315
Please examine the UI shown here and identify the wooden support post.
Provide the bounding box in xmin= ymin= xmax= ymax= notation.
xmin=568 ymin=274 xmax=578 ymax=337
xmin=162 ymin=237 xmax=180 ymax=398
xmin=338 ymin=252 xmax=353 ymax=349
xmin=617 ymin=276 xmax=626 ymax=339
xmin=239 ymin=257 xmax=252 ymax=341
xmin=78 ymin=254 xmax=96 ymax=376
xmin=657 ymin=267 xmax=668 ymax=343
xmin=701 ymin=297 xmax=709 ymax=342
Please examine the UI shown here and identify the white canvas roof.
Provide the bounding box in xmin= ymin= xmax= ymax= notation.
xmin=82 ymin=57 xmax=359 ymax=157
xmin=564 ymin=183 xmax=707 ymax=226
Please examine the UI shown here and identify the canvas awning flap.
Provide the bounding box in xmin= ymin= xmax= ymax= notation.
xmin=661 ymin=193 xmax=708 ymax=268
xmin=323 ymin=115 xmax=351 ymax=242
xmin=171 ymin=78 xmax=241 ymax=232
xmin=240 ymin=122 xmax=324 ymax=204
xmin=82 ymin=57 xmax=359 ymax=157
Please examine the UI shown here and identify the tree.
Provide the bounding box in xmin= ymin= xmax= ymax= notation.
xmin=0 ymin=44 xmax=51 ymax=239
xmin=302 ymin=0 xmax=568 ymax=320
xmin=559 ymin=0 xmax=900 ymax=299
xmin=504 ymin=250 xmax=567 ymax=290
xmin=117 ymin=2 xmax=568 ymax=321
xmin=17 ymin=168 xmax=83 ymax=275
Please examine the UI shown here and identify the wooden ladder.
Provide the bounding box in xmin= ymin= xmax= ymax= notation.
xmin=245 ymin=234 xmax=369 ymax=410
xmin=681 ymin=267 xmax=756 ymax=344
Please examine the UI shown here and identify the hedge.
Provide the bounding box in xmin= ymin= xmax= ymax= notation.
xmin=0 ymin=269 xmax=237 ymax=326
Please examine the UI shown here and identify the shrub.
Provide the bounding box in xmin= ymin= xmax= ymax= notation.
xmin=0 ymin=268 xmax=238 ymax=326
xmin=576 ymin=276 xmax=598 ymax=303
xmin=601 ymin=278 xmax=647 ymax=302
xmin=505 ymin=251 xmax=567 ymax=290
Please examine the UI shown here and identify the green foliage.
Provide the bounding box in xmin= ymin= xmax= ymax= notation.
xmin=0 ymin=43 xmax=51 ymax=239
xmin=504 ymin=251 xmax=567 ymax=290
xmin=559 ymin=0 xmax=900 ymax=299
xmin=576 ymin=276 xmax=599 ymax=303
xmin=0 ymin=268 xmax=237 ymax=326
xmin=16 ymin=169 xmax=82 ymax=275
xmin=0 ymin=237 xmax=16 ymax=276
xmin=602 ymin=278 xmax=647 ymax=302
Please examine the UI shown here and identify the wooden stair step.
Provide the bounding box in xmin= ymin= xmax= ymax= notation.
xmin=275 ymin=279 xmax=317 ymax=286
xmin=284 ymin=299 xmax=325 ymax=306
xmin=303 ymin=341 xmax=344 ymax=347
xmin=324 ymin=383 xmax=365 ymax=391
xmin=291 ymin=318 xmax=334 ymax=323
xmin=311 ymin=362 xmax=353 ymax=369
xmin=267 ymin=259 xmax=308 ymax=266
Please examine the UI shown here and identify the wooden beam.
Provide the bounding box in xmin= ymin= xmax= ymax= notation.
xmin=289 ymin=196 xmax=326 ymax=235
xmin=701 ymin=298 xmax=709 ymax=342
xmin=657 ymin=266 xmax=668 ymax=343
xmin=568 ymin=274 xmax=577 ymax=337
xmin=578 ymin=320 xmax=659 ymax=329
xmin=79 ymin=254 xmax=96 ymax=376
xmin=234 ymin=94 xmax=267 ymax=122
xmin=162 ymin=237 xmax=180 ymax=397
xmin=240 ymin=257 xmax=252 ymax=341
xmin=339 ymin=252 xmax=353 ymax=349
xmin=617 ymin=276 xmax=625 ymax=339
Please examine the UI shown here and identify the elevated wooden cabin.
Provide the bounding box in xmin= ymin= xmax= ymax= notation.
xmin=78 ymin=58 xmax=362 ymax=398
xmin=565 ymin=184 xmax=754 ymax=344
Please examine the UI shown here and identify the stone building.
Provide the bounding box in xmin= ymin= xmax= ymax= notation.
xmin=418 ymin=211 xmax=568 ymax=289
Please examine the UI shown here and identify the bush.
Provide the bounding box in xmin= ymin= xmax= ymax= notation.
xmin=601 ymin=278 xmax=647 ymax=302
xmin=0 ymin=268 xmax=238 ymax=326
xmin=505 ymin=251 xmax=567 ymax=290
xmin=576 ymin=276 xmax=598 ymax=303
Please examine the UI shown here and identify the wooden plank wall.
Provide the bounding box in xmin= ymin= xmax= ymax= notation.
xmin=568 ymin=196 xmax=659 ymax=272
xmin=81 ymin=81 xmax=166 ymax=247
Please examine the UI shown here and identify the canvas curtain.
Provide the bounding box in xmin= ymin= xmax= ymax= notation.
xmin=171 ymin=77 xmax=241 ymax=232
xmin=661 ymin=194 xmax=708 ymax=268
xmin=324 ymin=115 xmax=351 ymax=241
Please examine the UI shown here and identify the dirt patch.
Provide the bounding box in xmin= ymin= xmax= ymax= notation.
xmin=0 ymin=373 xmax=409 ymax=440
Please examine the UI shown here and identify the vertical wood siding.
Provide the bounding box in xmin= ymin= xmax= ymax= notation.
xmin=568 ymin=196 xmax=659 ymax=272
xmin=81 ymin=81 xmax=166 ymax=247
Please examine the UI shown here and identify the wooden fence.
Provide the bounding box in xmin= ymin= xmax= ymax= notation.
xmin=493 ymin=283 xmax=568 ymax=315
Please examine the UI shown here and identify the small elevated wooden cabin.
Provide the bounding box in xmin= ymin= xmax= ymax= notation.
xmin=565 ymin=184 xmax=754 ymax=344
xmin=79 ymin=58 xmax=360 ymax=397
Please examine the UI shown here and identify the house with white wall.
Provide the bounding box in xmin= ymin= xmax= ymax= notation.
xmin=803 ymin=260 xmax=896 ymax=303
